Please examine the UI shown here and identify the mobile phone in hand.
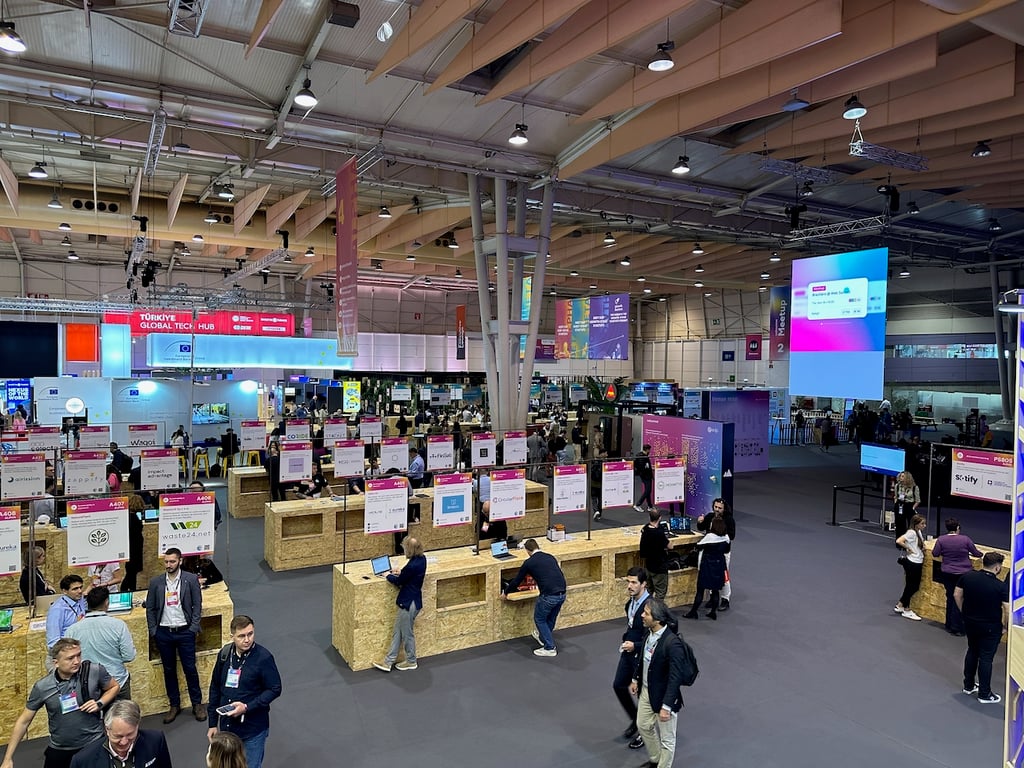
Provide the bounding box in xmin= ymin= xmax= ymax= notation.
xmin=216 ymin=705 xmax=235 ymax=716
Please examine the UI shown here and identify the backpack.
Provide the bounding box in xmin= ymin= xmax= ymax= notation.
xmin=678 ymin=636 xmax=699 ymax=686
xmin=78 ymin=660 xmax=103 ymax=712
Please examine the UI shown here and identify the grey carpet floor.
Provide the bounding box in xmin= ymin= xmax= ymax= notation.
xmin=12 ymin=443 xmax=1005 ymax=767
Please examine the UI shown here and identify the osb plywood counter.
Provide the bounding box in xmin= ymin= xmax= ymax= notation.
xmin=0 ymin=584 xmax=232 ymax=746
xmin=264 ymin=480 xmax=550 ymax=571
xmin=910 ymin=540 xmax=1009 ymax=628
xmin=331 ymin=526 xmax=701 ymax=671
xmin=228 ymin=464 xmax=348 ymax=518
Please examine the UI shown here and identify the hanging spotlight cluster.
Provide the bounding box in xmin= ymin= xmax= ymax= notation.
xmin=435 ymin=231 xmax=458 ymax=249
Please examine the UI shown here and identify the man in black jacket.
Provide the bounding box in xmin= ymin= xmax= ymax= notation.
xmin=614 ymin=567 xmax=650 ymax=750
xmin=501 ymin=539 xmax=566 ymax=658
xmin=70 ymin=700 xmax=172 ymax=768
xmin=697 ymin=497 xmax=736 ymax=610
xmin=631 ymin=598 xmax=686 ymax=768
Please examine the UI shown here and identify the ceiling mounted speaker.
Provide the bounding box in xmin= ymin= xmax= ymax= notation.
xmin=327 ymin=1 xmax=360 ymax=27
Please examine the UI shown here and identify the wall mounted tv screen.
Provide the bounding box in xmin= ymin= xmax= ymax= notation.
xmin=192 ymin=403 xmax=230 ymax=425
xmin=0 ymin=322 xmax=58 ymax=378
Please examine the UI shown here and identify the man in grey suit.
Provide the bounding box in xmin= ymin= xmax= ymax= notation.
xmin=145 ymin=547 xmax=205 ymax=724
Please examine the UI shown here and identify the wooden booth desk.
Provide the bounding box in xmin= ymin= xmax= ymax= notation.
xmin=0 ymin=584 xmax=232 ymax=746
xmin=264 ymin=481 xmax=550 ymax=571
xmin=909 ymin=540 xmax=1010 ymax=628
xmin=228 ymin=464 xmax=346 ymax=519
xmin=331 ymin=527 xmax=701 ymax=671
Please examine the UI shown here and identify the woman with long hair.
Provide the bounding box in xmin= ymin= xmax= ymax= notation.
xmin=207 ymin=731 xmax=247 ymax=768
xmin=892 ymin=471 xmax=920 ymax=537
xmin=373 ymin=536 xmax=427 ymax=672
xmin=895 ymin=514 xmax=927 ymax=621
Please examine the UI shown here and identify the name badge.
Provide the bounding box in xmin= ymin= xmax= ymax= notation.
xmin=59 ymin=692 xmax=80 ymax=714
xmin=225 ymin=668 xmax=241 ymax=688
xmin=643 ymin=643 xmax=654 ymax=664
xmin=165 ymin=590 xmax=180 ymax=607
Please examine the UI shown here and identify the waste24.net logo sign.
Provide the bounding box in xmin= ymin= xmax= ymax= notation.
xmin=169 ymin=520 xmax=203 ymax=530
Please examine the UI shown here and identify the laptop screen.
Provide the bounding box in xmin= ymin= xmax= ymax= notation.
xmin=0 ymin=608 xmax=12 ymax=632
xmin=490 ymin=541 xmax=508 ymax=556
xmin=370 ymin=555 xmax=392 ymax=576
xmin=143 ymin=509 xmax=159 ymax=522
xmin=107 ymin=592 xmax=132 ymax=611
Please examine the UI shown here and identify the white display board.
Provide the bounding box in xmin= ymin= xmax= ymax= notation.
xmin=503 ymin=431 xmax=527 ymax=465
xmin=125 ymin=424 xmax=159 ymax=458
xmin=426 ymin=435 xmax=454 ymax=471
xmin=553 ymin=464 xmax=587 ymax=514
xmin=1 ymin=453 xmax=46 ymax=500
xmin=64 ymin=451 xmax=108 ymax=496
xmin=489 ymin=468 xmax=526 ymax=521
xmin=601 ymin=460 xmax=635 ymax=509
xmin=141 ymin=448 xmax=180 ymax=491
xmin=380 ymin=437 xmax=409 ymax=473
xmin=279 ymin=441 xmax=313 ymax=483
xmin=26 ymin=427 xmax=61 ymax=452
xmin=158 ymin=491 xmax=216 ymax=556
xmin=364 ymin=476 xmax=408 ymax=534
xmin=0 ymin=506 xmax=21 ymax=575
xmin=472 ymin=432 xmax=497 ymax=468
xmin=359 ymin=416 xmax=382 ymax=441
xmin=66 ymin=497 xmax=130 ymax=567
xmin=323 ymin=418 xmax=348 ymax=442
xmin=240 ymin=420 xmax=265 ymax=451
xmin=432 ymin=472 xmax=472 ymax=527
xmin=653 ymin=458 xmax=685 ymax=504
xmin=951 ymin=448 xmax=1013 ymax=504
xmin=78 ymin=425 xmax=111 ymax=449
xmin=332 ymin=440 xmax=365 ymax=478
xmin=284 ymin=420 xmax=310 ymax=441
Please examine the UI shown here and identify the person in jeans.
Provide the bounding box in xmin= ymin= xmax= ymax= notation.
xmin=639 ymin=508 xmax=670 ymax=600
xmin=373 ymin=536 xmax=427 ymax=672
xmin=955 ymin=551 xmax=1008 ymax=703
xmin=931 ymin=517 xmax=983 ymax=635
xmin=894 ymin=514 xmax=927 ymax=621
xmin=633 ymin=445 xmax=654 ymax=512
xmin=501 ymin=539 xmax=566 ymax=658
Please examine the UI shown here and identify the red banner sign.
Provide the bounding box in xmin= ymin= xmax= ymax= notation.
xmin=103 ymin=310 xmax=294 ymax=337
xmin=335 ymin=157 xmax=358 ymax=357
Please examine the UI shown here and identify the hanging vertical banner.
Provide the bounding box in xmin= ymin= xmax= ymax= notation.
xmin=279 ymin=441 xmax=313 ymax=483
xmin=571 ymin=297 xmax=591 ymax=359
xmin=601 ymin=460 xmax=635 ymax=509
xmin=554 ymin=299 xmax=572 ymax=359
xmin=335 ymin=156 xmax=359 ymax=357
xmin=455 ymin=305 xmax=467 ymax=360
xmin=472 ymin=432 xmax=497 ymax=468
xmin=489 ymin=468 xmax=526 ymax=521
xmin=78 ymin=425 xmax=111 ymax=449
xmin=503 ymin=431 xmax=527 ymax=465
xmin=0 ymin=505 xmax=20 ymax=575
xmin=141 ymin=448 xmax=180 ymax=491
xmin=359 ymin=416 xmax=382 ymax=441
xmin=426 ymin=434 xmax=454 ymax=470
xmin=364 ymin=477 xmax=409 ymax=534
xmin=323 ymin=418 xmax=348 ymax=442
xmin=519 ymin=276 xmax=532 ymax=360
xmin=66 ymin=497 xmax=129 ymax=567
xmin=158 ymin=491 xmax=216 ymax=556
xmin=769 ymin=285 xmax=791 ymax=362
xmin=1 ymin=453 xmax=46 ymax=500
xmin=653 ymin=458 xmax=686 ymax=505
xmin=342 ymin=381 xmax=361 ymax=412
xmin=64 ymin=451 xmax=108 ymax=496
xmin=26 ymin=427 xmax=61 ymax=452
xmin=432 ymin=472 xmax=472 ymax=527
xmin=380 ymin=437 xmax=409 ymax=473
xmin=332 ymin=439 xmax=365 ymax=477
xmin=553 ymin=464 xmax=587 ymax=514
xmin=240 ymin=420 xmax=265 ymax=451
xmin=745 ymin=334 xmax=762 ymax=360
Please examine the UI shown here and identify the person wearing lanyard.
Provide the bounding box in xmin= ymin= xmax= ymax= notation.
xmin=145 ymin=548 xmax=205 ymax=724
xmin=46 ymin=575 xmax=89 ymax=649
xmin=207 ymin=615 xmax=282 ymax=768
xmin=613 ymin=567 xmax=651 ymax=751
xmin=630 ymin=599 xmax=687 ymax=768
xmin=68 ymin=700 xmax=173 ymax=768
xmin=65 ymin=587 xmax=136 ymax=701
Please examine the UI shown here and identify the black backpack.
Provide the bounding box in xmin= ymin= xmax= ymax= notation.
xmin=678 ymin=636 xmax=699 ymax=686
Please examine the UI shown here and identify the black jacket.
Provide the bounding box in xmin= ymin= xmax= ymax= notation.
xmin=622 ymin=594 xmax=650 ymax=645
xmin=208 ymin=643 xmax=282 ymax=740
xmin=504 ymin=550 xmax=566 ymax=595
xmin=697 ymin=510 xmax=736 ymax=540
xmin=633 ymin=628 xmax=687 ymax=713
xmin=71 ymin=730 xmax=171 ymax=768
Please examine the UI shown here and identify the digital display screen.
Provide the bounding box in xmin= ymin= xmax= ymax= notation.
xmin=860 ymin=443 xmax=905 ymax=477
xmin=789 ymin=248 xmax=887 ymax=399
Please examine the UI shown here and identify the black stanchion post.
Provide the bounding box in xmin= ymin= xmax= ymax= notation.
xmin=831 ymin=485 xmax=838 ymax=526
xmin=859 ymin=484 xmax=866 ymax=522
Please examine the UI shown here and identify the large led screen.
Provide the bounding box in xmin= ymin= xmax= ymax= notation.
xmin=554 ymin=294 xmax=629 ymax=360
xmin=789 ymin=248 xmax=887 ymax=399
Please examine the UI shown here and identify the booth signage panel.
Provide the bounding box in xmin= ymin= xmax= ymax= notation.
xmin=653 ymin=459 xmax=685 ymax=505
xmin=66 ymin=497 xmax=129 ymax=567
xmin=380 ymin=437 xmax=409 ymax=473
xmin=26 ymin=427 xmax=60 ymax=452
xmin=1 ymin=453 xmax=45 ymax=500
xmin=323 ymin=418 xmax=348 ymax=442
xmin=64 ymin=451 xmax=108 ymax=495
xmin=602 ymin=461 xmax=634 ymax=509
xmin=426 ymin=435 xmax=454 ymax=471
xmin=78 ymin=425 xmax=111 ymax=449
xmin=0 ymin=506 xmax=20 ymax=574
xmin=489 ymin=468 xmax=526 ymax=521
xmin=284 ymin=420 xmax=310 ymax=441
xmin=552 ymin=464 xmax=587 ymax=514
xmin=240 ymin=420 xmax=265 ymax=451
xmin=332 ymin=440 xmax=365 ymax=477
xmin=141 ymin=448 xmax=180 ymax=491
xmin=432 ymin=472 xmax=472 ymax=527
xmin=364 ymin=477 xmax=408 ymax=534
xmin=126 ymin=424 xmax=159 ymax=458
xmin=503 ymin=431 xmax=527 ymax=465
xmin=951 ymin=448 xmax=1013 ymax=503
xmin=279 ymin=442 xmax=313 ymax=483
xmin=472 ymin=433 xmax=497 ymax=468
xmin=158 ymin=492 xmax=216 ymax=556
xmin=359 ymin=416 xmax=382 ymax=441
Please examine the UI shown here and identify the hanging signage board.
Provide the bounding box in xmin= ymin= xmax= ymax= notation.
xmin=364 ymin=477 xmax=408 ymax=534
xmin=141 ymin=448 xmax=180 ymax=491
xmin=432 ymin=472 xmax=472 ymax=527
xmin=553 ymin=465 xmax=587 ymax=514
xmin=489 ymin=468 xmax=526 ymax=521
xmin=66 ymin=497 xmax=129 ymax=567
xmin=158 ymin=491 xmax=216 ymax=556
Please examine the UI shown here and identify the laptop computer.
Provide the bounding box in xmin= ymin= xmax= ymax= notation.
xmin=143 ymin=508 xmax=159 ymax=522
xmin=106 ymin=591 xmax=133 ymax=614
xmin=0 ymin=608 xmax=13 ymax=632
xmin=659 ymin=520 xmax=678 ymax=539
xmin=669 ymin=516 xmax=692 ymax=534
xmin=490 ymin=540 xmax=515 ymax=560
xmin=34 ymin=594 xmax=60 ymax=614
xmin=370 ymin=555 xmax=392 ymax=576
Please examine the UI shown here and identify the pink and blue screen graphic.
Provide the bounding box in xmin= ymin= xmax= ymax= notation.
xmin=789 ymin=247 xmax=887 ymax=400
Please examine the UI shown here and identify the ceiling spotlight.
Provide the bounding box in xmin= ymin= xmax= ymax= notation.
xmin=898 ymin=266 xmax=910 ymax=278
xmin=570 ymin=269 xmax=579 ymax=277
xmin=488 ymin=283 xmax=496 ymax=292
xmin=637 ymin=275 xmax=646 ymax=282
xmin=406 ymin=253 xmax=415 ymax=261
xmin=906 ymin=201 xmax=919 ymax=215
xmin=603 ymin=232 xmax=616 ymax=246
xmin=769 ymin=251 xmax=780 ymax=262
xmin=66 ymin=250 xmax=79 ymax=261
xmin=304 ymin=246 xmax=315 ymax=258
xmin=658 ymin=297 xmax=666 ymax=302
xmin=989 ymin=217 xmax=1002 ymax=232
xmin=758 ymin=285 xmax=767 ymax=292
xmin=842 ymin=94 xmax=867 ymax=120
xmin=694 ymin=280 xmax=704 ymax=288
xmin=782 ymin=88 xmax=809 ymax=112
xmin=619 ymin=255 xmax=631 ymax=266
xmin=549 ymin=288 xmax=556 ymax=295
xmin=216 ymin=183 xmax=235 ymax=201
xmin=180 ymin=246 xmax=191 ymax=257
xmin=704 ymin=291 xmax=713 ymax=297
xmin=294 ymin=78 xmax=318 ymax=109
xmin=447 ymin=233 xmax=459 ymax=249
xmin=760 ymin=271 xmax=770 ymax=280
xmin=694 ymin=264 xmax=705 ymax=273
xmin=671 ymin=155 xmax=690 ymax=175
xmin=642 ymin=287 xmax=652 ymax=294
xmin=378 ymin=205 xmax=392 ymax=219
xmin=28 ymin=161 xmax=47 ymax=179
xmin=647 ymin=40 xmax=675 ymax=72
xmin=424 ymin=277 xmax=432 ymax=285
xmin=455 ymin=267 xmax=462 ymax=278
xmin=204 ymin=211 xmax=220 ymax=224
xmin=0 ymin=21 xmax=27 ymax=54
xmin=972 ymin=140 xmax=992 ymax=158
xmin=374 ymin=260 xmax=384 ymax=271
xmin=172 ymin=140 xmax=191 ymax=153
xmin=800 ymin=181 xmax=814 ymax=197
xmin=47 ymin=191 xmax=63 ymax=209
xmin=60 ymin=235 xmax=71 ymax=246
xmin=692 ymin=243 xmax=704 ymax=255
xmin=58 ymin=222 xmax=71 ymax=231
xmin=192 ymin=234 xmax=204 ymax=243
xmin=589 ymin=283 xmax=598 ymax=290
xmin=508 ymin=123 xmax=529 ymax=146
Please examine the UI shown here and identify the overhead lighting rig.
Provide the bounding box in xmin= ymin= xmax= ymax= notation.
xmin=759 ymin=157 xmax=834 ymax=184
xmin=220 ymin=230 xmax=291 ymax=284
xmin=849 ymin=121 xmax=927 ymax=172
xmin=168 ymin=0 xmax=210 ymax=37
xmin=787 ymin=215 xmax=888 ymax=243
xmin=143 ymin=108 xmax=168 ymax=177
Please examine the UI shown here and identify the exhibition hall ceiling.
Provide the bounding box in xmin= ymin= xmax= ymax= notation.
xmin=0 ymin=0 xmax=1022 ymax=306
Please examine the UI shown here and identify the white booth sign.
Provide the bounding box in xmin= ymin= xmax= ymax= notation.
xmin=472 ymin=432 xmax=497 ymax=468
xmin=654 ymin=459 xmax=685 ymax=504
xmin=432 ymin=472 xmax=472 ymax=527
xmin=66 ymin=497 xmax=129 ymax=567
xmin=380 ymin=437 xmax=409 ymax=473
xmin=26 ymin=427 xmax=61 ymax=452
xmin=0 ymin=506 xmax=21 ymax=575
xmin=951 ymin=448 xmax=1013 ymax=504
xmin=158 ymin=491 xmax=216 ymax=556
xmin=141 ymin=448 xmax=180 ymax=491
xmin=601 ymin=460 xmax=635 ymax=509
xmin=503 ymin=431 xmax=527 ymax=465
xmin=426 ymin=435 xmax=454 ymax=471
xmin=126 ymin=424 xmax=159 ymax=458
xmin=240 ymin=420 xmax=265 ymax=451
xmin=364 ymin=477 xmax=409 ymax=534
xmin=279 ymin=441 xmax=313 ymax=483
xmin=78 ymin=425 xmax=111 ymax=449
xmin=64 ymin=451 xmax=109 ymax=496
xmin=489 ymin=468 xmax=526 ymax=521
xmin=553 ymin=464 xmax=587 ymax=514
xmin=323 ymin=418 xmax=348 ymax=442
xmin=332 ymin=440 xmax=365 ymax=478
xmin=284 ymin=420 xmax=310 ymax=441
xmin=1 ymin=453 xmax=46 ymax=500
xmin=359 ymin=416 xmax=382 ymax=441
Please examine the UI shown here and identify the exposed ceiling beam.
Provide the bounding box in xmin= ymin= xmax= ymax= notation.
xmin=246 ymin=0 xmax=286 ymax=58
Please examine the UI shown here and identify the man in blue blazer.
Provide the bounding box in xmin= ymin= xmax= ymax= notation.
xmin=70 ymin=700 xmax=173 ymax=768
xmin=614 ymin=567 xmax=650 ymax=750
xmin=631 ymin=598 xmax=687 ymax=768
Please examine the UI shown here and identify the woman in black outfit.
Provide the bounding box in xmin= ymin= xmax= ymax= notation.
xmin=265 ymin=441 xmax=286 ymax=501
xmin=685 ymin=517 xmax=731 ymax=620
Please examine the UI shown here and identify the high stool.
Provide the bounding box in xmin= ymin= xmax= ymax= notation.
xmin=193 ymin=451 xmax=210 ymax=478
xmin=178 ymin=455 xmax=188 ymax=475
xmin=245 ymin=450 xmax=261 ymax=466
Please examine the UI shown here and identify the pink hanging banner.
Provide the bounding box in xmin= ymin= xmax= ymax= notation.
xmin=335 ymin=157 xmax=359 ymax=357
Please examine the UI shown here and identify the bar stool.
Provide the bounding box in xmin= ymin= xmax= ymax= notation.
xmin=245 ymin=450 xmax=261 ymax=466
xmin=178 ymin=455 xmax=188 ymax=475
xmin=193 ymin=450 xmax=210 ymax=478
